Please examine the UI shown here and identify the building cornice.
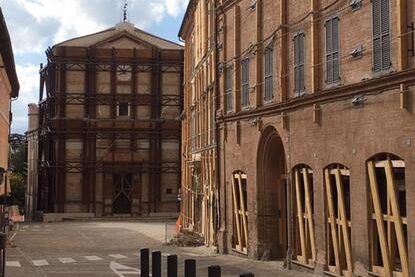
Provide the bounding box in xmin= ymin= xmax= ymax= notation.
xmin=219 ymin=68 xmax=415 ymax=123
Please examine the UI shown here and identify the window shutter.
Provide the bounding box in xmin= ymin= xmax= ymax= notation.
xmin=333 ymin=52 xmax=340 ymax=81
xmin=381 ymin=0 xmax=390 ymax=69
xmin=382 ymin=35 xmax=390 ymax=69
xmin=372 ymin=0 xmax=390 ymax=72
xmin=381 ymin=0 xmax=389 ymax=33
xmin=326 ymin=20 xmax=332 ymax=53
xmin=294 ymin=35 xmax=300 ymax=93
xmin=332 ymin=18 xmax=340 ymax=81
xmin=294 ymin=33 xmax=305 ymax=94
xmin=332 ymin=18 xmax=339 ymax=52
xmin=264 ymin=48 xmax=273 ymax=102
xmin=241 ymin=59 xmax=250 ymax=108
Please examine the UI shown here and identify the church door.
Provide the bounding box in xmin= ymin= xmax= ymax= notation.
xmin=113 ymin=174 xmax=132 ymax=214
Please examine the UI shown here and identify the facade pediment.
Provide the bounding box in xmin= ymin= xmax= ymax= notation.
xmin=95 ymin=34 xmax=150 ymax=50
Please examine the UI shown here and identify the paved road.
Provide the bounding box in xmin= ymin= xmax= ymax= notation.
xmin=5 ymin=221 xmax=315 ymax=277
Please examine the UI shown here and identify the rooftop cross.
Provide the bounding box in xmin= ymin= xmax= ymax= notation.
xmin=122 ymin=0 xmax=128 ymax=22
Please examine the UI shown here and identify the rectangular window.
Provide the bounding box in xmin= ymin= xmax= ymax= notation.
xmin=264 ymin=48 xmax=274 ymax=102
xmin=225 ymin=66 xmax=233 ymax=113
xmin=117 ymin=102 xmax=130 ymax=117
xmin=326 ymin=17 xmax=340 ymax=84
xmin=241 ymin=59 xmax=250 ymax=108
xmin=373 ymin=0 xmax=390 ymax=72
xmin=294 ymin=33 xmax=305 ymax=96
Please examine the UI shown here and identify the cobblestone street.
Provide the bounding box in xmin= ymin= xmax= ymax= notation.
xmin=5 ymin=220 xmax=316 ymax=277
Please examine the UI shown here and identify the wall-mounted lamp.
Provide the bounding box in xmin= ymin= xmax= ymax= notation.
xmin=176 ymin=188 xmax=182 ymax=202
xmin=352 ymin=95 xmax=366 ymax=107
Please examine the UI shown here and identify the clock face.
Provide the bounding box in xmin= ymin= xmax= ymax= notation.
xmin=117 ymin=65 xmax=132 ymax=81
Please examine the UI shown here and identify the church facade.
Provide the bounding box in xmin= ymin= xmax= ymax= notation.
xmin=28 ymin=22 xmax=183 ymax=217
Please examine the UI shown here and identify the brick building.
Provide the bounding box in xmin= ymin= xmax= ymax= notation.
xmin=0 ymin=7 xmax=19 ymax=198
xmin=180 ymin=0 xmax=415 ymax=276
xmin=179 ymin=0 xmax=218 ymax=246
xmin=28 ymin=21 xmax=183 ymax=219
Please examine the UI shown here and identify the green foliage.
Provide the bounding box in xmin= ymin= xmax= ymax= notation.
xmin=9 ymin=134 xmax=27 ymax=209
xmin=10 ymin=173 xmax=26 ymax=208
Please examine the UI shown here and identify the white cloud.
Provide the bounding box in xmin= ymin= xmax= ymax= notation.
xmin=11 ymin=64 xmax=39 ymax=133
xmin=2 ymin=0 xmax=189 ymax=133
xmin=2 ymin=0 xmax=189 ymax=54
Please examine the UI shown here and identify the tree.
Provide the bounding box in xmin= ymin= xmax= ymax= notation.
xmin=8 ymin=134 xmax=27 ymax=210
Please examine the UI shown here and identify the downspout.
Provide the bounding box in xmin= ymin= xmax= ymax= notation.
xmin=213 ymin=0 xmax=224 ymax=252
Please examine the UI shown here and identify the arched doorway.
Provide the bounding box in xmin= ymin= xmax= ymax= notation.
xmin=257 ymin=126 xmax=287 ymax=260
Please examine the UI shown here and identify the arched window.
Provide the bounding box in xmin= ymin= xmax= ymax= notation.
xmin=324 ymin=164 xmax=352 ymax=276
xmin=292 ymin=165 xmax=315 ymax=266
xmin=367 ymin=153 xmax=408 ymax=277
xmin=231 ymin=171 xmax=248 ymax=254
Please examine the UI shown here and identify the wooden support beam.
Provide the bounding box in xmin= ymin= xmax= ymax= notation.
xmin=237 ymin=174 xmax=248 ymax=251
xmin=334 ymin=169 xmax=352 ymax=276
xmin=302 ymin=168 xmax=316 ymax=262
xmin=231 ymin=174 xmax=242 ymax=252
xmin=294 ymin=170 xmax=307 ymax=263
xmin=384 ymin=160 xmax=409 ymax=277
xmin=324 ymin=169 xmax=341 ymax=274
xmin=367 ymin=160 xmax=393 ymax=277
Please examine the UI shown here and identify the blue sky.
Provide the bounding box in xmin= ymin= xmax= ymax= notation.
xmin=1 ymin=0 xmax=188 ymax=134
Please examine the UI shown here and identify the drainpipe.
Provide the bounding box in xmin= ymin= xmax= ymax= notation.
xmin=213 ymin=0 xmax=224 ymax=253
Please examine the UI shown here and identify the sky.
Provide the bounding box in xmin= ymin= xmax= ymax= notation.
xmin=1 ymin=0 xmax=189 ymax=134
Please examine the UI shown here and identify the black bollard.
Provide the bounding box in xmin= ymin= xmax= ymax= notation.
xmin=140 ymin=248 xmax=149 ymax=277
xmin=240 ymin=273 xmax=254 ymax=277
xmin=152 ymin=251 xmax=162 ymax=277
xmin=208 ymin=265 xmax=221 ymax=277
xmin=184 ymin=259 xmax=196 ymax=277
xmin=167 ymin=255 xmax=178 ymax=277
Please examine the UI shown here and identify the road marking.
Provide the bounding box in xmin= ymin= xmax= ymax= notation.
xmin=110 ymin=262 xmax=142 ymax=277
xmin=109 ymin=254 xmax=127 ymax=259
xmin=59 ymin=257 xmax=76 ymax=264
xmin=33 ymin=259 xmax=49 ymax=266
xmin=85 ymin=256 xmax=103 ymax=261
xmin=10 ymin=231 xmax=18 ymax=240
xmin=32 ymin=229 xmax=39 ymax=232
xmin=33 ymin=225 xmax=40 ymax=228
xmin=6 ymin=261 xmax=21 ymax=267
xmin=22 ymin=225 xmax=29 ymax=229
